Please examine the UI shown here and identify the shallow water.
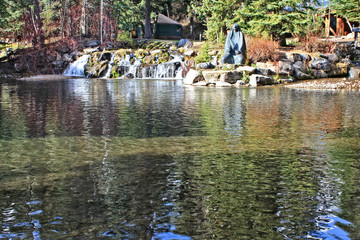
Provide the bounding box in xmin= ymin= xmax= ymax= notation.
xmin=1 ymin=78 xmax=360 ymax=239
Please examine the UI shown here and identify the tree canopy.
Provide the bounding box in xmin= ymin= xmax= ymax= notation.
xmin=332 ymin=0 xmax=360 ymax=24
xmin=0 ymin=0 xmax=359 ymax=44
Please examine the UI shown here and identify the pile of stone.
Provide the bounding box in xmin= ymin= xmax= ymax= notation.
xmin=185 ymin=47 xmax=359 ymax=87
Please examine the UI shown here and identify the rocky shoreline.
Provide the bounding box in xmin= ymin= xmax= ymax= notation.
xmin=1 ymin=39 xmax=360 ymax=89
xmin=286 ymin=78 xmax=360 ymax=90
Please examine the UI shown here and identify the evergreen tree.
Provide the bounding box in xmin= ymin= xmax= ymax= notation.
xmin=332 ymin=0 xmax=360 ymax=24
xmin=236 ymin=0 xmax=319 ymax=45
xmin=191 ymin=0 xmax=243 ymax=42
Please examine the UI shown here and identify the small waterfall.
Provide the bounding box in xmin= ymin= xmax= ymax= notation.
xmin=63 ymin=55 xmax=90 ymax=77
xmin=128 ymin=58 xmax=142 ymax=78
xmin=102 ymin=53 xmax=115 ymax=78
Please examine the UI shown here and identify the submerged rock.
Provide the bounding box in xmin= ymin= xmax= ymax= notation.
xmin=349 ymin=67 xmax=360 ymax=79
xmin=249 ymin=74 xmax=273 ymax=86
xmin=184 ymin=69 xmax=203 ymax=85
xmin=124 ymin=73 xmax=135 ymax=79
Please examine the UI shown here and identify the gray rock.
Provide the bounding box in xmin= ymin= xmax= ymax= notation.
xmin=294 ymin=68 xmax=311 ymax=80
xmin=14 ymin=62 xmax=26 ymax=73
xmin=178 ymin=39 xmax=192 ymax=48
xmin=62 ymin=53 xmax=74 ymax=62
xmin=183 ymin=69 xmax=204 ymax=85
xmin=255 ymin=67 xmax=275 ymax=76
xmin=249 ymin=74 xmax=273 ymax=86
xmin=349 ymin=67 xmax=360 ymax=79
xmin=124 ymin=73 xmax=135 ymax=79
xmin=84 ymin=47 xmax=100 ymax=54
xmin=203 ymin=70 xmax=242 ymax=84
xmin=85 ymin=40 xmax=101 ymax=47
xmin=216 ymin=81 xmax=232 ymax=87
xmin=292 ymin=61 xmax=308 ymax=72
xmin=105 ymin=41 xmax=114 ymax=49
xmin=286 ymin=53 xmax=303 ymax=63
xmin=236 ymin=66 xmax=256 ymax=74
xmin=193 ymin=81 xmax=208 ymax=86
xmin=184 ymin=50 xmax=195 ymax=57
xmin=52 ymin=60 xmax=65 ymax=68
xmin=300 ymin=53 xmax=311 ymax=61
xmin=323 ymin=53 xmax=339 ymax=63
xmin=57 ymin=45 xmax=71 ymax=54
xmin=278 ymin=61 xmax=294 ymax=75
xmin=196 ymin=62 xmax=215 ymax=69
xmin=282 ymin=78 xmax=294 ymax=83
xmin=311 ymin=58 xmax=332 ymax=72
xmin=311 ymin=70 xmax=328 ymax=78
xmin=235 ymin=80 xmax=246 ymax=86
xmin=56 ymin=53 xmax=62 ymax=61
xmin=100 ymin=52 xmax=113 ymax=61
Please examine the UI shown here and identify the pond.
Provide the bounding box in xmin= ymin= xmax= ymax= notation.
xmin=0 ymin=78 xmax=360 ymax=239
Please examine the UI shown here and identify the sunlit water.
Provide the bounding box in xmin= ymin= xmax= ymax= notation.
xmin=1 ymin=78 xmax=360 ymax=239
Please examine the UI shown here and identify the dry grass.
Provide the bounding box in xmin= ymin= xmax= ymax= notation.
xmin=246 ymin=36 xmax=279 ymax=64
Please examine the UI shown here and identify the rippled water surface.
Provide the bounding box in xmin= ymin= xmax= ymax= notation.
xmin=1 ymin=78 xmax=360 ymax=239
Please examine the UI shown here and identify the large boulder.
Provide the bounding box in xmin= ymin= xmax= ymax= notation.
xmin=294 ymin=68 xmax=311 ymax=80
xmin=311 ymin=58 xmax=332 ymax=72
xmin=84 ymin=40 xmax=101 ymax=48
xmin=255 ymin=67 xmax=275 ymax=76
xmin=196 ymin=62 xmax=215 ymax=70
xmin=236 ymin=66 xmax=256 ymax=74
xmin=292 ymin=61 xmax=308 ymax=72
xmin=249 ymin=74 xmax=273 ymax=86
xmin=202 ymin=70 xmax=242 ymax=84
xmin=84 ymin=47 xmax=100 ymax=54
xmin=349 ymin=67 xmax=360 ymax=79
xmin=328 ymin=62 xmax=349 ymax=77
xmin=178 ymin=39 xmax=192 ymax=48
xmin=278 ymin=61 xmax=294 ymax=76
xmin=183 ymin=69 xmax=204 ymax=85
xmin=62 ymin=53 xmax=74 ymax=62
xmin=286 ymin=53 xmax=303 ymax=63
xmin=216 ymin=81 xmax=232 ymax=87
xmin=57 ymin=45 xmax=71 ymax=54
xmin=100 ymin=52 xmax=113 ymax=61
xmin=311 ymin=69 xmax=328 ymax=79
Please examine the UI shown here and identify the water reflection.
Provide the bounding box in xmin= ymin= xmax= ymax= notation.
xmin=0 ymin=79 xmax=360 ymax=239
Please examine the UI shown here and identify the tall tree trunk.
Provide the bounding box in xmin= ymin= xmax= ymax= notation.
xmin=100 ymin=0 xmax=104 ymax=43
xmin=27 ymin=7 xmax=37 ymax=47
xmin=33 ymin=0 xmax=44 ymax=47
xmin=144 ymin=0 xmax=152 ymax=39
xmin=61 ymin=0 xmax=67 ymax=39
xmin=81 ymin=0 xmax=86 ymax=35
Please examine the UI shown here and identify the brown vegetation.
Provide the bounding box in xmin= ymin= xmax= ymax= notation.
xmin=246 ymin=36 xmax=280 ymax=64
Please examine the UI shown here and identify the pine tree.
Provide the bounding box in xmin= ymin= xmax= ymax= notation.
xmin=236 ymin=0 xmax=319 ymax=45
xmin=332 ymin=0 xmax=360 ymax=24
xmin=191 ymin=0 xmax=243 ymax=42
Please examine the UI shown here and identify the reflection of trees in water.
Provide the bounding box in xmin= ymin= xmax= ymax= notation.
xmin=2 ymin=81 xmax=360 ymax=238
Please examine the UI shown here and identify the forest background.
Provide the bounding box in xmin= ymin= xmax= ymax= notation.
xmin=0 ymin=0 xmax=359 ymax=49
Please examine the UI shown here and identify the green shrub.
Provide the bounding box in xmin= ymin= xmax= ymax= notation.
xmin=195 ymin=42 xmax=211 ymax=64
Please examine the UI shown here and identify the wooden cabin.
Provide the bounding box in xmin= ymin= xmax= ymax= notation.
xmin=324 ymin=13 xmax=359 ymax=37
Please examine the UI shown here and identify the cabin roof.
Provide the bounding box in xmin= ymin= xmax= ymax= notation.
xmin=156 ymin=14 xmax=182 ymax=25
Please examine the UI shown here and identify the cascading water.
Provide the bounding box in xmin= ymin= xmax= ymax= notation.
xmin=128 ymin=58 xmax=142 ymax=77
xmin=65 ymin=52 xmax=184 ymax=79
xmin=102 ymin=53 xmax=115 ymax=79
xmin=63 ymin=55 xmax=90 ymax=77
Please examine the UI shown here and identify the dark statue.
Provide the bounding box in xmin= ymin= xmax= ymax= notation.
xmin=221 ymin=24 xmax=246 ymax=65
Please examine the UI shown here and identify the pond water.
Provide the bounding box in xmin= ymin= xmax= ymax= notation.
xmin=0 ymin=78 xmax=360 ymax=239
